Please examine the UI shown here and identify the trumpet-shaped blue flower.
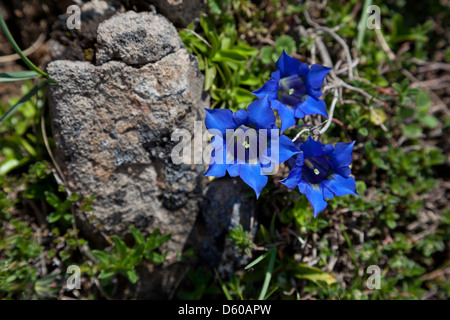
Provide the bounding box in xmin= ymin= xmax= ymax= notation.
xmin=280 ymin=136 xmax=358 ymax=216
xmin=253 ymin=50 xmax=332 ymax=133
xmin=204 ymin=96 xmax=300 ymax=198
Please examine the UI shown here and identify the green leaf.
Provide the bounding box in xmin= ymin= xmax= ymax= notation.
xmin=125 ymin=269 xmax=139 ymax=284
xmin=260 ymin=46 xmax=275 ymax=64
xmin=419 ymin=115 xmax=438 ymax=129
xmin=208 ymin=0 xmax=222 ymax=15
xmin=0 ymin=157 xmax=20 ymax=175
xmin=130 ymin=226 xmax=145 ymax=246
xmin=99 ymin=269 xmax=116 ymax=279
xmin=146 ymin=251 xmax=165 ymax=264
xmin=291 ymin=264 xmax=336 ymax=285
xmin=402 ymin=124 xmax=422 ymax=138
xmin=0 ymin=71 xmax=40 ymax=82
xmin=275 ymin=35 xmax=296 ymax=54
xmin=44 ymin=191 xmax=61 ymax=208
xmin=92 ymin=250 xmax=111 ymax=266
xmin=112 ymin=236 xmax=127 ymax=261
xmin=212 ymin=49 xmax=247 ymax=64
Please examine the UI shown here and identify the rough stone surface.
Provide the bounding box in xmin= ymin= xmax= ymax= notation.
xmin=47 ymin=11 xmax=207 ymax=256
xmin=96 ymin=11 xmax=182 ymax=65
xmin=151 ymin=0 xmax=204 ymax=27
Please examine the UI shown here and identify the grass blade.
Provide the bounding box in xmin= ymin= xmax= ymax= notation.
xmin=214 ymin=269 xmax=233 ymax=300
xmin=0 ymin=13 xmax=48 ymax=78
xmin=0 ymin=80 xmax=46 ymax=125
xmin=258 ymin=247 xmax=276 ymax=300
xmin=356 ymin=0 xmax=373 ymax=50
xmin=244 ymin=251 xmax=269 ymax=270
xmin=0 ymin=71 xmax=40 ymax=82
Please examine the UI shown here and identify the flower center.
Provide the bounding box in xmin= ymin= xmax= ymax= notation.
xmin=301 ymin=156 xmax=331 ymax=185
xmin=225 ymin=126 xmax=269 ymax=164
xmin=278 ymin=74 xmax=306 ymax=106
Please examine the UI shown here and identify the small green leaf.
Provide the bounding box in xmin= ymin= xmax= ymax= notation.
xmin=402 ymin=124 xmax=422 ymax=138
xmin=126 ymin=269 xmax=139 ymax=283
xmin=98 ymin=269 xmax=116 ymax=279
xmin=92 ymin=250 xmax=111 ymax=266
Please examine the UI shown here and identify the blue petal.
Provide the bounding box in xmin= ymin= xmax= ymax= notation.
xmin=300 ymin=136 xmax=325 ymax=158
xmin=247 ymin=96 xmax=276 ymax=129
xmin=275 ymin=50 xmax=309 ymax=78
xmin=278 ymin=135 xmax=302 ymax=163
xmin=305 ymin=64 xmax=332 ymax=99
xmin=261 ymin=134 xmax=300 ymax=166
xmin=295 ymin=95 xmax=328 ymax=118
xmin=205 ymin=108 xmax=238 ymax=136
xmin=329 ymin=141 xmax=355 ymax=167
xmin=204 ymin=162 xmax=229 ymax=177
xmin=322 ymin=183 xmax=335 ymax=199
xmin=252 ymin=78 xmax=278 ymax=100
xmin=280 ymin=153 xmax=304 ymax=189
xmin=303 ymin=183 xmax=328 ymax=217
xmin=322 ymin=174 xmax=358 ymax=197
xmin=239 ymin=161 xmax=268 ymax=199
xmin=227 ymin=163 xmax=240 ymax=177
xmin=271 ymin=100 xmax=296 ymax=133
xmin=328 ymin=141 xmax=355 ymax=177
xmin=233 ymin=109 xmax=248 ymax=126
xmin=270 ymin=70 xmax=281 ymax=81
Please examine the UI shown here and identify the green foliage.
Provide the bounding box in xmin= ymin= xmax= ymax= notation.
xmin=228 ymin=225 xmax=255 ymax=257
xmin=180 ymin=16 xmax=260 ymax=110
xmin=92 ymin=227 xmax=171 ymax=284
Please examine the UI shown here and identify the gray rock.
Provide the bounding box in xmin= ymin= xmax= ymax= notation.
xmin=96 ymin=11 xmax=182 ymax=65
xmin=151 ymin=0 xmax=204 ymax=27
xmin=47 ymin=11 xmax=207 ymax=258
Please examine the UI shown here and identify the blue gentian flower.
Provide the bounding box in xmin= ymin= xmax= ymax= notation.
xmin=204 ymin=96 xmax=300 ymax=198
xmin=253 ymin=50 xmax=332 ymax=133
xmin=280 ymin=136 xmax=358 ymax=216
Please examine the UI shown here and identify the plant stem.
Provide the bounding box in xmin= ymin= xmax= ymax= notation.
xmin=0 ymin=13 xmax=48 ymax=78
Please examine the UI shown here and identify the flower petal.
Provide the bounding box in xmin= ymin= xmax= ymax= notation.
xmin=227 ymin=163 xmax=240 ymax=177
xmin=329 ymin=141 xmax=355 ymax=167
xmin=328 ymin=141 xmax=355 ymax=177
xmin=204 ymin=162 xmax=229 ymax=177
xmin=305 ymin=64 xmax=332 ymax=99
xmin=247 ymin=95 xmax=276 ymax=129
xmin=278 ymin=135 xmax=302 ymax=163
xmin=233 ymin=109 xmax=248 ymax=126
xmin=275 ymin=50 xmax=309 ymax=78
xmin=322 ymin=174 xmax=358 ymax=197
xmin=252 ymin=78 xmax=278 ymax=100
xmin=303 ymin=183 xmax=328 ymax=217
xmin=295 ymin=95 xmax=328 ymax=118
xmin=271 ymin=99 xmax=296 ymax=133
xmin=205 ymin=108 xmax=239 ymax=136
xmin=239 ymin=161 xmax=268 ymax=199
xmin=300 ymin=136 xmax=325 ymax=158
xmin=280 ymin=153 xmax=304 ymax=189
